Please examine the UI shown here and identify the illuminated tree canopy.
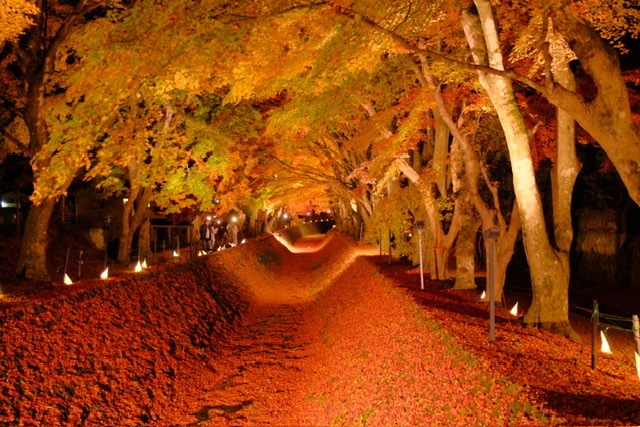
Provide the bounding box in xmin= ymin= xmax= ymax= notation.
xmin=0 ymin=0 xmax=639 ymax=337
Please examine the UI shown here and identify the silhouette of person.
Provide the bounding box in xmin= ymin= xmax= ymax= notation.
xmin=228 ymin=218 xmax=239 ymax=246
xmin=199 ymin=219 xmax=214 ymax=251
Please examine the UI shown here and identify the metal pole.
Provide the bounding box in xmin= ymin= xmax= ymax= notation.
xmin=484 ymin=228 xmax=500 ymax=344
xmin=488 ymin=238 xmax=496 ymax=343
xmin=592 ymin=300 xmax=598 ymax=370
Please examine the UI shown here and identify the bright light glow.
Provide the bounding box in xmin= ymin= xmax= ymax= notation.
xmin=173 ymin=250 xmax=179 ymax=257
xmin=123 ymin=197 xmax=129 ymax=204
xmin=134 ymin=261 xmax=142 ymax=272
xmin=64 ymin=274 xmax=73 ymax=285
xmin=206 ymin=215 xmax=212 ymax=221
xmin=100 ymin=268 xmax=109 ymax=279
xmin=327 ymin=209 xmax=332 ymax=214
xmin=283 ymin=213 xmax=289 ymax=219
xmin=231 ymin=216 xmax=237 ymax=222
xmin=600 ymin=331 xmax=612 ymax=354
xmin=241 ymin=239 xmax=246 ymax=244
xmin=510 ymin=302 xmax=519 ymax=316
xmin=142 ymin=258 xmax=148 ymax=269
xmin=198 ymin=250 xmax=206 ymax=256
xmin=635 ymin=352 xmax=640 ymax=379
xmin=481 ymin=290 xmax=486 ymax=299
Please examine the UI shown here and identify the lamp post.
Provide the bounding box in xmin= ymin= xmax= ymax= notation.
xmin=484 ymin=227 xmax=501 ymax=343
xmin=416 ymin=221 xmax=425 ymax=290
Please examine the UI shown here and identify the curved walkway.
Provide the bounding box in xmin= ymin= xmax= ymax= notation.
xmin=186 ymin=234 xmax=539 ymax=426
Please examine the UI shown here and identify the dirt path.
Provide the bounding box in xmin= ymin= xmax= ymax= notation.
xmin=185 ymin=234 xmax=546 ymax=427
xmin=188 ymin=234 xmax=368 ymax=426
xmin=189 ymin=303 xmax=312 ymax=426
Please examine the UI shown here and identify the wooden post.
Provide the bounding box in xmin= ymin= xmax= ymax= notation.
xmin=592 ymin=300 xmax=598 ymax=370
xmin=632 ymin=315 xmax=640 ymax=357
xmin=388 ymin=229 xmax=392 ymax=265
xmin=416 ymin=221 xmax=425 ymax=291
xmin=77 ymin=250 xmax=83 ymax=279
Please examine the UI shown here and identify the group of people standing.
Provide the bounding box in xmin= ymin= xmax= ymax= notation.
xmin=199 ymin=217 xmax=240 ymax=252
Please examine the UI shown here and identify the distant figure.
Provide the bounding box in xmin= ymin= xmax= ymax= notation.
xmin=228 ymin=218 xmax=239 ymax=246
xmin=199 ymin=219 xmax=214 ymax=251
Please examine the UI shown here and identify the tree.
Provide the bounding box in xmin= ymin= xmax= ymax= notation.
xmin=0 ymin=0 xmax=38 ymax=45
xmin=0 ymin=0 xmax=111 ymax=281
xmin=460 ymin=0 xmax=580 ymax=339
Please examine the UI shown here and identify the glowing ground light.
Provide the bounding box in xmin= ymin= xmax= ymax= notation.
xmin=481 ymin=290 xmax=486 ymax=299
xmin=600 ymin=331 xmax=612 ymax=354
xmin=510 ymin=302 xmax=519 ymax=316
xmin=173 ymin=250 xmax=180 ymax=257
xmin=134 ymin=261 xmax=142 ymax=272
xmin=64 ymin=273 xmax=73 ymax=285
xmin=142 ymin=258 xmax=148 ymax=269
xmin=101 ymin=267 xmax=109 ymax=279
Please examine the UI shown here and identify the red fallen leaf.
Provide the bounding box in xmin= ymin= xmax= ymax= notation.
xmin=2 ymin=233 xmax=640 ymax=426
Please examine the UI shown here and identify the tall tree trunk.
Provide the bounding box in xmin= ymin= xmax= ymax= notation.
xmin=12 ymin=0 xmax=88 ymax=282
xmin=15 ymin=53 xmax=54 ymax=281
xmin=493 ymin=201 xmax=521 ymax=302
xmin=524 ymin=40 xmax=581 ymax=339
xmin=16 ymin=199 xmax=56 ymax=281
xmin=138 ymin=216 xmax=152 ymax=262
xmin=454 ymin=188 xmax=479 ymax=289
xmin=419 ymin=69 xmax=519 ymax=298
xmin=451 ymin=137 xmax=478 ymax=290
xmin=433 ymin=117 xmax=450 ymax=197
xmin=462 ymin=1 xmax=577 ymax=339
xmin=118 ymin=196 xmax=135 ymax=263
xmin=118 ymin=187 xmax=153 ymax=263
